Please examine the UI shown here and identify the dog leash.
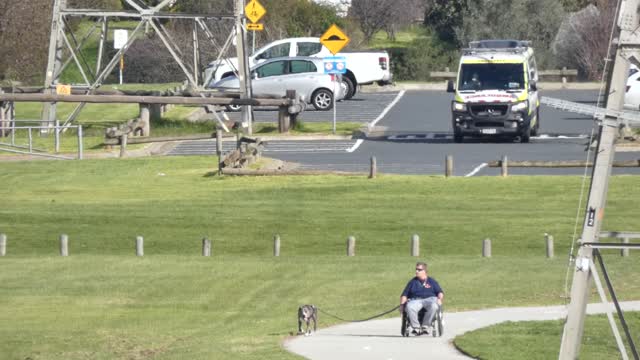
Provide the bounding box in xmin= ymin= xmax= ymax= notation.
xmin=317 ymin=305 xmax=400 ymax=323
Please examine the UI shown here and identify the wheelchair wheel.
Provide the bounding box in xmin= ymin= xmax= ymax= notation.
xmin=433 ymin=307 xmax=444 ymax=337
xmin=401 ymin=311 xmax=409 ymax=337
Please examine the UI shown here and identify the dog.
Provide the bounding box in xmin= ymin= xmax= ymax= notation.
xmin=297 ymin=304 xmax=318 ymax=336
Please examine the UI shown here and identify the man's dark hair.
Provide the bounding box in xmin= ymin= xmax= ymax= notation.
xmin=416 ymin=261 xmax=427 ymax=271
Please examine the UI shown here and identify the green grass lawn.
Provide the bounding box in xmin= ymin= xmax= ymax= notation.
xmin=455 ymin=314 xmax=640 ymax=360
xmin=1 ymin=156 xmax=639 ymax=359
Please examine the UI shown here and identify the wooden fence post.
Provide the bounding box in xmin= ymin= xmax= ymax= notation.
xmin=202 ymin=237 xmax=211 ymax=257
xmin=545 ymin=233 xmax=554 ymax=258
xmin=273 ymin=234 xmax=281 ymax=257
xmin=445 ymin=155 xmax=453 ymax=177
xmin=138 ymin=103 xmax=151 ymax=136
xmin=501 ymin=155 xmax=508 ymax=177
xmin=0 ymin=233 xmax=6 ymax=256
xmin=411 ymin=234 xmax=419 ymax=257
xmin=347 ymin=236 xmax=356 ymax=256
xmin=60 ymin=234 xmax=69 ymax=256
xmin=136 ymin=236 xmax=144 ymax=256
xmin=369 ymin=156 xmax=377 ymax=179
xmin=482 ymin=238 xmax=491 ymax=258
xmin=622 ymin=237 xmax=630 ymax=257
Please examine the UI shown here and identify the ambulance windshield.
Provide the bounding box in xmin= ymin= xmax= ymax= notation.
xmin=458 ymin=63 xmax=525 ymax=91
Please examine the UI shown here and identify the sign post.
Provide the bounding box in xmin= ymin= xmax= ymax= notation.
xmin=323 ymin=56 xmax=346 ymax=134
xmin=321 ymin=24 xmax=349 ymax=134
xmin=113 ymin=29 xmax=128 ymax=85
xmin=245 ymin=0 xmax=265 ymax=54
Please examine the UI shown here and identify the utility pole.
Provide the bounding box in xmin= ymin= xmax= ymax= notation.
xmin=559 ymin=0 xmax=639 ymax=358
xmin=235 ymin=0 xmax=253 ymax=135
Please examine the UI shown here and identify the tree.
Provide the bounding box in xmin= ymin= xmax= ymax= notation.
xmin=348 ymin=0 xmax=394 ymax=44
xmin=454 ymin=0 xmax=566 ymax=69
xmin=424 ymin=0 xmax=468 ymax=45
xmin=0 ymin=0 xmax=53 ymax=83
xmin=552 ymin=0 xmax=617 ymax=80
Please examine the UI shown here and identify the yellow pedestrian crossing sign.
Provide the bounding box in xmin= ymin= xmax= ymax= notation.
xmin=245 ymin=0 xmax=266 ymax=24
xmin=320 ymin=24 xmax=350 ymax=55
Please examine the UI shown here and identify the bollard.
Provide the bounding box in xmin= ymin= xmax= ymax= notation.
xmin=120 ymin=133 xmax=128 ymax=158
xmin=482 ymin=238 xmax=491 ymax=258
xmin=273 ymin=234 xmax=281 ymax=257
xmin=0 ymin=233 xmax=6 ymax=256
xmin=202 ymin=237 xmax=212 ymax=257
xmin=445 ymin=155 xmax=453 ymax=177
xmin=501 ymin=155 xmax=508 ymax=177
xmin=60 ymin=234 xmax=69 ymax=256
xmin=545 ymin=233 xmax=554 ymax=258
xmin=136 ymin=236 xmax=144 ymax=256
xmin=369 ymin=156 xmax=377 ymax=179
xmin=411 ymin=234 xmax=419 ymax=257
xmin=622 ymin=237 xmax=629 ymax=257
xmin=347 ymin=236 xmax=356 ymax=256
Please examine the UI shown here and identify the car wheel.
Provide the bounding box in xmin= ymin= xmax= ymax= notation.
xmin=225 ymin=104 xmax=241 ymax=112
xmin=342 ymin=76 xmax=355 ymax=100
xmin=312 ymin=89 xmax=333 ymax=111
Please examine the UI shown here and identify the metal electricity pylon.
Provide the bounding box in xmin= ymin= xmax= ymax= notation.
xmin=41 ymin=0 xmax=253 ymax=133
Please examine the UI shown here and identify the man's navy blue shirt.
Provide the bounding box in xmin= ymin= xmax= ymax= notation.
xmin=401 ymin=277 xmax=443 ymax=299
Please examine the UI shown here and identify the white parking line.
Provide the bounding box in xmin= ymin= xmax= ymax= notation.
xmin=346 ymin=139 xmax=364 ymax=153
xmin=465 ymin=163 xmax=488 ymax=177
xmin=368 ymin=90 xmax=406 ymax=129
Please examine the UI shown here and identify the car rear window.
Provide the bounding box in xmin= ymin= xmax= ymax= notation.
xmin=290 ymin=60 xmax=317 ymax=74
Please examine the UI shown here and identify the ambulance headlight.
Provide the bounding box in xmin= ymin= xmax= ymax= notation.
xmin=452 ymin=102 xmax=467 ymax=112
xmin=511 ymin=101 xmax=528 ymax=112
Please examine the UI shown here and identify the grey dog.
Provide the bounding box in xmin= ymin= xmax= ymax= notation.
xmin=297 ymin=304 xmax=317 ymax=335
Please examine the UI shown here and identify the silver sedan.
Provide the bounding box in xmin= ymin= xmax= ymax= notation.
xmin=208 ymin=57 xmax=345 ymax=111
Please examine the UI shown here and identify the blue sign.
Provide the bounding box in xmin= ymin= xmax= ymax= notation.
xmin=323 ymin=56 xmax=347 ymax=74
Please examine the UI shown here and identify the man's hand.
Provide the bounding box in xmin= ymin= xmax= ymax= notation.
xmin=399 ymin=304 xmax=405 ymax=313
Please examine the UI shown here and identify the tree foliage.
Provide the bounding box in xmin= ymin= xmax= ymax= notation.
xmin=349 ymin=0 xmax=423 ymax=43
xmin=0 ymin=0 xmax=53 ymax=83
xmin=552 ymin=0 xmax=617 ymax=80
xmin=454 ymin=0 xmax=566 ymax=69
xmin=423 ymin=0 xmax=469 ymax=45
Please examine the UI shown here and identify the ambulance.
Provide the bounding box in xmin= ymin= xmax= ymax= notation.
xmin=447 ymin=40 xmax=540 ymax=143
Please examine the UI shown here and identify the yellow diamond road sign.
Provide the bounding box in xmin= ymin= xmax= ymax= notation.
xmin=245 ymin=0 xmax=266 ymax=24
xmin=320 ymin=24 xmax=350 ymax=55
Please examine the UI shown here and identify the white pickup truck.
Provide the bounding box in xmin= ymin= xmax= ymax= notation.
xmin=203 ymin=37 xmax=393 ymax=99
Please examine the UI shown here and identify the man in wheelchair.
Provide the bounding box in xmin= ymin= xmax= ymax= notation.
xmin=399 ymin=261 xmax=444 ymax=336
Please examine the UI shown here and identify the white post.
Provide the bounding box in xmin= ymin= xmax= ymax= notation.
xmin=273 ymin=234 xmax=281 ymax=257
xmin=482 ymin=238 xmax=491 ymax=258
xmin=411 ymin=234 xmax=419 ymax=257
xmin=136 ymin=236 xmax=144 ymax=256
xmin=60 ymin=234 xmax=69 ymax=256
xmin=77 ymin=125 xmax=83 ymax=160
xmin=202 ymin=237 xmax=211 ymax=257
xmin=347 ymin=236 xmax=356 ymax=256
xmin=0 ymin=233 xmax=6 ymax=256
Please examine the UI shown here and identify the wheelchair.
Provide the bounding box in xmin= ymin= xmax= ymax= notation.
xmin=401 ymin=303 xmax=444 ymax=337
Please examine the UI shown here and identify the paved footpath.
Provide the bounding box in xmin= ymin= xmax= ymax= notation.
xmin=285 ymin=301 xmax=640 ymax=360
